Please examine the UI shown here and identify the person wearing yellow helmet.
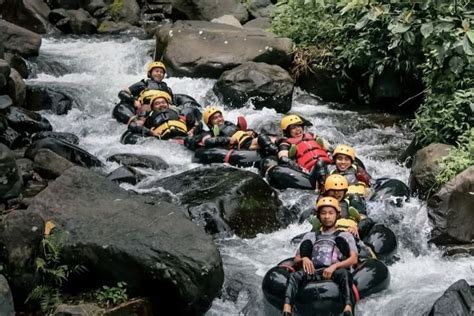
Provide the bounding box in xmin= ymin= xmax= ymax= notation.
xmin=191 ymin=106 xmax=278 ymax=155
xmin=117 ymin=61 xmax=174 ymax=118
xmin=282 ymin=196 xmax=358 ymax=316
xmin=331 ymin=144 xmax=372 ymax=189
xmin=277 ymin=114 xmax=332 ymax=191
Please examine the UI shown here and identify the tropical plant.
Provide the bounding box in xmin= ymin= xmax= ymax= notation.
xmin=94 ymin=282 xmax=129 ymax=308
xmin=26 ymin=232 xmax=87 ymax=314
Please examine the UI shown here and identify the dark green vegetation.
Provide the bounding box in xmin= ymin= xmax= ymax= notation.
xmin=271 ymin=0 xmax=473 ymax=186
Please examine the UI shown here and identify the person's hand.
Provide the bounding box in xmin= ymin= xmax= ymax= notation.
xmin=302 ymin=257 xmax=315 ymax=275
xmin=149 ymin=129 xmax=160 ymax=137
xmin=134 ymin=100 xmax=141 ymax=109
xmin=347 ymin=226 xmax=359 ymax=238
xmin=322 ymin=264 xmax=337 ymax=280
xmin=229 ymin=136 xmax=238 ymax=146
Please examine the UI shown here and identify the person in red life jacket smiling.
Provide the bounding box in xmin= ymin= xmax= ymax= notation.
xmin=277 ymin=114 xmax=332 ymax=192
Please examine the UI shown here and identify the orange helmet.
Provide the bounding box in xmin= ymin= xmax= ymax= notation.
xmin=324 ymin=174 xmax=349 ymax=191
xmin=316 ymin=197 xmax=341 ymax=213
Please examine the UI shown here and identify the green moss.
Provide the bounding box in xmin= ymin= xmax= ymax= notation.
xmin=109 ymin=0 xmax=124 ymax=15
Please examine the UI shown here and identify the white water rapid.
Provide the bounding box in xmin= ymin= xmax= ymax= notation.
xmin=27 ymin=35 xmax=474 ymax=316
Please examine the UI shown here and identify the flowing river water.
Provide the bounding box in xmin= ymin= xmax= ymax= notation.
xmin=27 ymin=35 xmax=473 ymax=315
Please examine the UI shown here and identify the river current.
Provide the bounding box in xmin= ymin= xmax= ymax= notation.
xmin=27 ymin=36 xmax=473 ymax=316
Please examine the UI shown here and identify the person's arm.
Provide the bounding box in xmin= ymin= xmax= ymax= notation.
xmin=322 ymin=250 xmax=358 ymax=279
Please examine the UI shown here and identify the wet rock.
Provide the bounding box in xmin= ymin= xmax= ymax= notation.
xmin=86 ymin=0 xmax=111 ymax=15
xmin=213 ymin=62 xmax=293 ymax=113
xmin=109 ymin=0 xmax=140 ymax=26
xmin=0 ymin=114 xmax=8 ymax=134
xmin=0 ymin=95 xmax=13 ymax=110
xmin=0 ymin=126 xmax=26 ymax=149
xmin=49 ymin=8 xmax=98 ymax=34
xmin=15 ymin=157 xmax=34 ymax=180
xmin=34 ymin=148 xmax=75 ymax=179
xmin=155 ymin=20 xmax=293 ymax=78
xmin=0 ymin=144 xmax=23 ymax=201
xmin=25 ymin=138 xmax=103 ymax=168
xmin=1 ymin=0 xmax=53 ymax=34
xmin=106 ymin=165 xmax=143 ymax=185
xmin=0 ymin=275 xmax=15 ymax=316
xmin=32 ymin=131 xmax=79 ymax=145
xmin=429 ymin=279 xmax=474 ymax=316
xmin=247 ymin=0 xmax=275 ymax=18
xmin=147 ymin=165 xmax=293 ymax=238
xmin=104 ymin=298 xmax=153 ymax=316
xmin=428 ymin=166 xmax=474 ymax=245
xmin=25 ymin=85 xmax=73 ymax=114
xmin=171 ymin=0 xmax=248 ymax=23
xmin=48 ymin=0 xmax=87 ymax=10
xmin=107 ymin=153 xmax=168 ymax=170
xmin=5 ymin=106 xmax=52 ymax=134
xmin=243 ymin=17 xmax=271 ymax=30
xmin=0 ymin=59 xmax=11 ymax=82
xmin=443 ymin=243 xmax=474 ymax=257
xmin=409 ymin=143 xmax=454 ymax=199
xmin=54 ymin=303 xmax=103 ymax=316
xmin=97 ymin=21 xmax=137 ymax=34
xmin=0 ymin=20 xmax=42 ymax=57
xmin=211 ymin=15 xmax=242 ymax=28
xmin=7 ymin=68 xmax=26 ymax=107
xmin=27 ymin=166 xmax=224 ymax=315
xmin=296 ymin=68 xmax=341 ymax=102
xmin=4 ymin=53 xmax=29 ymax=79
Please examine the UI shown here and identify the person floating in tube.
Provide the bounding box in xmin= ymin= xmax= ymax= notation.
xmin=277 ymin=114 xmax=332 ymax=192
xmin=282 ymin=197 xmax=358 ymax=316
xmin=184 ymin=106 xmax=278 ymax=156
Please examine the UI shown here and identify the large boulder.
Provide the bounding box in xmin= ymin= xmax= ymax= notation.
xmin=429 ymin=279 xmax=474 ymax=316
xmin=109 ymin=0 xmax=140 ymax=25
xmin=155 ymin=20 xmax=293 ymax=78
xmin=106 ymin=153 xmax=169 ymax=170
xmin=0 ymin=20 xmax=42 ymax=57
xmin=145 ymin=166 xmax=293 ymax=238
xmin=27 ymin=166 xmax=224 ymax=315
xmin=243 ymin=17 xmax=271 ymax=30
xmin=0 ymin=144 xmax=23 ymax=201
xmin=4 ymin=53 xmax=29 ymax=79
xmin=0 ymin=95 xmax=13 ymax=110
xmin=171 ymin=0 xmax=248 ymax=23
xmin=213 ymin=61 xmax=293 ymax=113
xmin=49 ymin=8 xmax=98 ymax=34
xmin=0 ymin=59 xmax=11 ymax=90
xmin=33 ymin=148 xmax=75 ymax=179
xmin=427 ymin=166 xmax=474 ymax=245
xmin=409 ymin=143 xmax=454 ymax=199
xmin=1 ymin=0 xmax=53 ymax=34
xmin=247 ymin=0 xmax=275 ymax=18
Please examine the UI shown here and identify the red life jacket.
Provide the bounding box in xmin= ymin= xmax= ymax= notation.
xmin=286 ymin=133 xmax=332 ymax=171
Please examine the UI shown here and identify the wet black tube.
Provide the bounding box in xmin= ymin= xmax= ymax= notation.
xmin=112 ymin=101 xmax=135 ymax=124
xmin=120 ymin=130 xmax=147 ymax=145
xmin=262 ymin=257 xmax=390 ymax=315
xmin=193 ymin=147 xmax=261 ymax=168
xmin=363 ymin=224 xmax=397 ymax=261
xmin=370 ymin=177 xmax=410 ymax=206
xmin=265 ymin=165 xmax=314 ymax=190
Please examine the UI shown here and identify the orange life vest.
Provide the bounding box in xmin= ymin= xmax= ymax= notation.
xmin=286 ymin=133 xmax=332 ymax=171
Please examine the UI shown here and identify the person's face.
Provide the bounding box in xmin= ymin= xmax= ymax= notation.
xmin=335 ymin=154 xmax=352 ymax=172
xmin=288 ymin=124 xmax=303 ymax=137
xmin=150 ymin=67 xmax=165 ymax=81
xmin=318 ymin=206 xmax=338 ymax=228
xmin=209 ymin=112 xmax=224 ymax=126
xmin=325 ymin=189 xmax=345 ymax=201
xmin=152 ymin=97 xmax=169 ymax=111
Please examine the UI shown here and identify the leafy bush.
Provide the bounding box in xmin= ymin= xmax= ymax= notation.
xmin=26 ymin=231 xmax=87 ymax=314
xmin=95 ymin=282 xmax=129 ymax=308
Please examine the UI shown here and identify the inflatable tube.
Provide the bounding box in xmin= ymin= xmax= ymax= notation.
xmin=370 ymin=177 xmax=410 ymax=206
xmin=262 ymin=257 xmax=390 ymax=315
xmin=265 ymin=164 xmax=314 ymax=190
xmin=193 ymin=147 xmax=261 ymax=168
xmin=112 ymin=101 xmax=135 ymax=124
xmin=120 ymin=130 xmax=185 ymax=145
xmin=24 ymin=137 xmax=103 ymax=168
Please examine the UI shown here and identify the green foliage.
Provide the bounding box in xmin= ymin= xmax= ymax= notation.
xmin=271 ymin=0 xmax=473 ymax=152
xmin=436 ymin=128 xmax=474 ymax=188
xmin=95 ymin=282 xmax=128 ymax=308
xmin=110 ymin=0 xmax=124 ymax=15
xmin=26 ymin=232 xmax=87 ymax=314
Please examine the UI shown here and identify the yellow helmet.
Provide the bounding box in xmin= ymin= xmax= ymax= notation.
xmin=147 ymin=61 xmax=166 ymax=74
xmin=280 ymin=115 xmax=304 ymax=132
xmin=347 ymin=184 xmax=367 ymax=196
xmin=203 ymin=106 xmax=222 ymax=126
xmin=138 ymin=90 xmax=171 ymax=104
xmin=324 ymin=174 xmax=349 ymax=191
xmin=333 ymin=144 xmax=356 ymax=161
xmin=149 ymin=91 xmax=172 ymax=105
xmin=316 ymin=197 xmax=341 ymax=213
